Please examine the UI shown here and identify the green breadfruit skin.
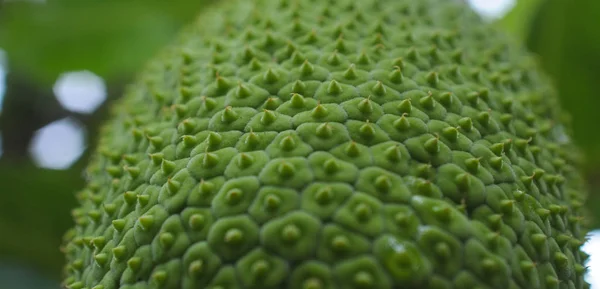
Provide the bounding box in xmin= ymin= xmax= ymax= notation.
xmin=62 ymin=0 xmax=591 ymax=288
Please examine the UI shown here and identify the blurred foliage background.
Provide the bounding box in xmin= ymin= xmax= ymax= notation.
xmin=0 ymin=0 xmax=599 ymax=288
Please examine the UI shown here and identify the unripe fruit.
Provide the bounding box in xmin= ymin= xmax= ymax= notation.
xmin=62 ymin=0 xmax=590 ymax=288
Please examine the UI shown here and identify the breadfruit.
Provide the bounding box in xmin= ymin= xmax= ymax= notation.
xmin=61 ymin=0 xmax=591 ymax=288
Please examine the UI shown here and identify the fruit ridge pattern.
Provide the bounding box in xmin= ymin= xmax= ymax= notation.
xmin=62 ymin=0 xmax=590 ymax=288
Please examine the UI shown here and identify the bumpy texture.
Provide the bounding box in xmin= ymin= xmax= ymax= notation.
xmin=62 ymin=0 xmax=591 ymax=288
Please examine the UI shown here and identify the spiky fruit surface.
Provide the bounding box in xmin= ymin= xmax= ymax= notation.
xmin=62 ymin=0 xmax=590 ymax=288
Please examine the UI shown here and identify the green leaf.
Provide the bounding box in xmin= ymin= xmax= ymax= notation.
xmin=495 ymin=0 xmax=545 ymax=42
xmin=523 ymin=0 xmax=600 ymax=226
xmin=0 ymin=0 xmax=215 ymax=85
xmin=525 ymin=0 xmax=600 ymax=167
